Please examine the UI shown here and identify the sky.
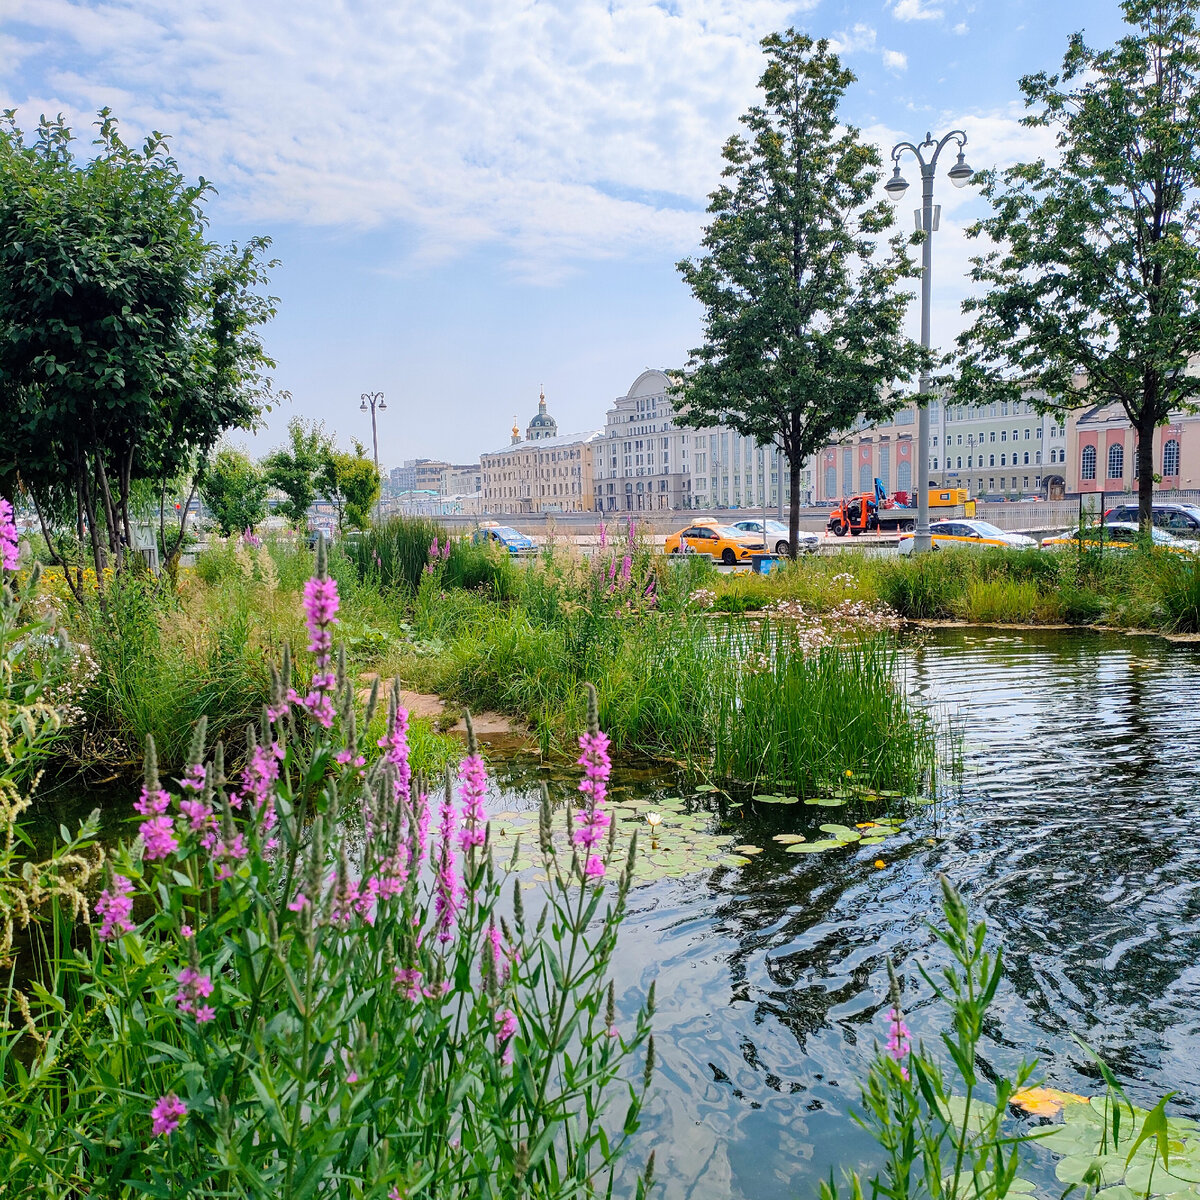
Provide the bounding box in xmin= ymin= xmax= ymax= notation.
xmin=2 ymin=0 xmax=1131 ymax=469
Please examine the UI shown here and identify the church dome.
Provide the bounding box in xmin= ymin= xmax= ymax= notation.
xmin=525 ymin=388 xmax=558 ymax=441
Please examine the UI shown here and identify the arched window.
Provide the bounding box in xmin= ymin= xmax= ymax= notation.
xmin=824 ymin=465 xmax=837 ymax=498
xmin=1081 ymin=445 xmax=1097 ymax=480
xmin=1024 ymin=452 xmax=1030 ymax=465
xmin=897 ymin=459 xmax=912 ymax=493
xmin=957 ymin=456 xmax=963 ymax=469
xmin=1164 ymin=438 xmax=1180 ymax=477
xmin=1000 ymin=454 xmax=1007 ymax=466
xmin=860 ymin=461 xmax=873 ymax=492
xmin=1035 ymin=451 xmax=1042 ymax=465
xmin=989 ymin=454 xmax=995 ymax=467
xmin=1107 ymin=443 xmax=1124 ymax=479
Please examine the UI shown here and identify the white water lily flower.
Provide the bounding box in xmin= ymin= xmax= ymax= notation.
xmin=645 ymin=812 xmax=663 ymax=828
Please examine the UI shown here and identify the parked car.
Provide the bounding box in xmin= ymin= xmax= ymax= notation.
xmin=1103 ymin=502 xmax=1200 ymax=536
xmin=729 ymin=518 xmax=819 ymax=555
xmin=472 ymin=523 xmax=537 ymax=555
xmin=664 ymin=519 xmax=764 ymax=564
xmin=898 ymin=519 xmax=1038 ymax=555
xmin=1041 ymin=521 xmax=1197 ymax=554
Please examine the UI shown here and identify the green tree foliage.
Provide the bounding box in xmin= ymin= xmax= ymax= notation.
xmin=956 ymin=0 xmax=1200 ymax=531
xmin=675 ymin=30 xmax=928 ymax=555
xmin=199 ymin=447 xmax=268 ymax=536
xmin=319 ymin=440 xmax=381 ymax=532
xmin=263 ymin=418 xmax=331 ymax=528
xmin=0 ymin=110 xmax=278 ymax=596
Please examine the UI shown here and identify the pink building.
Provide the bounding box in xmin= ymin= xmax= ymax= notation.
xmin=1068 ymin=404 xmax=1200 ymax=497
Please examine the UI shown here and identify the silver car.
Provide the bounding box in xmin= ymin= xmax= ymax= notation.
xmin=730 ymin=518 xmax=819 ymax=555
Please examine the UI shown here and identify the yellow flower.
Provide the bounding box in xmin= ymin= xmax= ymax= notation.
xmin=844 ymin=769 xmax=853 ymax=778
xmin=873 ymin=859 xmax=886 ymax=869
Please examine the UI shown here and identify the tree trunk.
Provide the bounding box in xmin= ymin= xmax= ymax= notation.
xmin=786 ymin=441 xmax=801 ymax=560
xmin=1137 ymin=405 xmax=1157 ymax=536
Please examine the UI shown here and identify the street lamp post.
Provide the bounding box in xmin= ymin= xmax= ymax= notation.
xmin=360 ymin=391 xmax=387 ymax=519
xmin=885 ymin=130 xmax=973 ymax=553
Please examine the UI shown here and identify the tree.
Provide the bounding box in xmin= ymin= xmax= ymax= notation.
xmin=318 ymin=440 xmax=381 ymax=532
xmin=199 ymin=447 xmax=268 ymax=536
xmin=0 ymin=109 xmax=278 ymax=599
xmin=675 ymin=30 xmax=928 ymax=555
xmin=263 ymin=418 xmax=331 ymax=528
xmin=955 ymin=0 xmax=1200 ymax=531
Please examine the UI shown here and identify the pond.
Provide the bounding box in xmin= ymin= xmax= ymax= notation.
xmin=486 ymin=626 xmax=1200 ymax=1199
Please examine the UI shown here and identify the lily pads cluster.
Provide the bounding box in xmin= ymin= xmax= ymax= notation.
xmin=1038 ymin=1094 xmax=1200 ymax=1200
xmin=780 ymin=816 xmax=908 ymax=854
xmin=486 ymin=793 xmax=753 ymax=886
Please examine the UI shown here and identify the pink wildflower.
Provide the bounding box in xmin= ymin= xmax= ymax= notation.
xmin=886 ymin=1006 xmax=912 ymax=1079
xmin=139 ymin=815 xmax=178 ymax=861
xmin=496 ymin=1007 xmax=518 ymax=1066
xmin=0 ymin=498 xmax=18 ymax=572
xmin=180 ymin=924 xmax=194 ymax=939
xmin=287 ymin=891 xmax=310 ymax=912
xmin=95 ymin=876 xmax=135 ymax=940
xmin=302 ymin=575 xmax=340 ymax=661
xmin=434 ymin=792 xmax=460 ymax=943
xmin=211 ymin=829 xmax=248 ymax=881
xmin=457 ymin=753 xmax=487 ymax=852
xmin=178 ymin=762 xmax=206 ymax=792
xmin=179 ymin=796 xmax=216 ymax=840
xmin=174 ymin=967 xmax=216 ymax=1022
xmin=378 ymin=705 xmax=412 ymax=808
xmin=393 ymin=966 xmax=424 ymax=1001
xmin=150 ymin=1093 xmax=187 ymax=1138
xmin=134 ymin=785 xmax=170 ymax=817
xmin=573 ymin=729 xmax=612 ymax=854
xmin=620 ymin=554 xmax=632 ymax=583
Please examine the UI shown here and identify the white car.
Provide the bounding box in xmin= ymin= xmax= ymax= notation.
xmin=729 ymin=518 xmax=819 ymax=555
xmin=898 ymin=519 xmax=1039 ymax=555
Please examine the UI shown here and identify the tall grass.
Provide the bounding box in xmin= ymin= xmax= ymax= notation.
xmin=1155 ymin=554 xmax=1200 ymax=632
xmin=434 ymin=598 xmax=940 ymax=792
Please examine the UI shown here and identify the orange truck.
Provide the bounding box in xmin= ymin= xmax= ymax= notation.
xmin=828 ymin=482 xmax=967 ymax=537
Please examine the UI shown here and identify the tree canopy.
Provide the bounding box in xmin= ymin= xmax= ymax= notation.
xmin=955 ymin=0 xmax=1200 ymax=528
xmin=318 ymin=441 xmax=381 ymax=533
xmin=675 ymin=29 xmax=927 ymax=553
xmin=199 ymin=447 xmax=268 ymax=537
xmin=0 ymin=109 xmax=278 ymax=596
xmin=263 ymin=418 xmax=331 ymax=528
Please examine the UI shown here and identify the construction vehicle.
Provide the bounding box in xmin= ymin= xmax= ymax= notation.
xmin=828 ymin=480 xmax=968 ymax=537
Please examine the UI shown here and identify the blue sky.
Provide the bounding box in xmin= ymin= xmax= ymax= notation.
xmin=2 ymin=0 xmax=1129 ymax=468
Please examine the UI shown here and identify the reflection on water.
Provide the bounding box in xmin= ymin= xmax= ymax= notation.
xmin=491 ymin=628 xmax=1200 ymax=1199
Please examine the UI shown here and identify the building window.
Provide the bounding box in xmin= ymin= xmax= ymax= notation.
xmin=1035 ymin=451 xmax=1042 ymax=465
xmin=1023 ymin=452 xmax=1030 ymax=465
xmin=1081 ymin=445 xmax=1097 ymax=480
xmin=956 ymin=456 xmax=962 ymax=469
xmin=989 ymin=431 xmax=996 ymax=443
xmin=897 ymin=459 xmax=912 ymax=493
xmin=932 ymin=457 xmax=939 ymax=470
xmin=1001 ymin=431 xmax=1007 ymax=442
xmin=859 ymin=461 xmax=873 ymax=492
xmin=1107 ymin=443 xmax=1124 ymax=479
xmin=1164 ymin=438 xmax=1180 ymax=476
xmin=824 ymin=465 xmax=838 ymax=498
xmin=989 ymin=454 xmax=995 ymax=467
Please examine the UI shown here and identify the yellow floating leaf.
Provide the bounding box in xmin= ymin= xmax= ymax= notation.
xmin=1011 ymin=1087 xmax=1090 ymax=1117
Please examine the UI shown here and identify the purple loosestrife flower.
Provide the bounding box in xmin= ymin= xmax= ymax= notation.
xmin=174 ymin=967 xmax=216 ymax=1023
xmin=598 ymin=519 xmax=608 ymax=549
xmin=150 ymin=1094 xmax=187 ymax=1138
xmin=242 ymin=527 xmax=261 ymax=549
xmin=140 ymin=816 xmax=179 ymax=861
xmin=620 ymin=554 xmax=632 ymax=583
xmin=211 ymin=829 xmax=248 ymax=881
xmin=0 ymin=498 xmax=18 ymax=572
xmin=457 ymin=751 xmax=487 ymax=852
xmin=134 ymin=784 xmax=170 ymax=817
xmin=434 ymin=785 xmax=460 ymax=943
xmin=378 ymin=702 xmax=412 ymax=809
xmin=496 ymin=1007 xmax=518 ymax=1067
xmin=415 ymin=789 xmax=432 ymax=870
xmin=303 ymin=575 xmax=340 ymax=660
xmin=178 ymin=762 xmax=206 ymax=792
xmin=393 ymin=966 xmax=424 ymax=1001
xmin=886 ymin=1006 xmax=912 ymax=1079
xmin=573 ymin=685 xmax=612 ymax=878
xmin=95 ymin=876 xmax=135 ymax=940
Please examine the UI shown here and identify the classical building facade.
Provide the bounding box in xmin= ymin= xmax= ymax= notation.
xmin=1068 ymin=404 xmax=1200 ymax=496
xmin=816 ymin=393 xmax=1073 ymax=503
xmin=480 ymin=393 xmax=598 ymax=513
xmin=591 ymin=369 xmax=812 ymax=512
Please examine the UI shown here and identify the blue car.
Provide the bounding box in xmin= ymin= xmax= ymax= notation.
xmin=473 ymin=524 xmax=536 ymax=555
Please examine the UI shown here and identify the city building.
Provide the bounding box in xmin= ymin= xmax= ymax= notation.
xmin=480 ymin=392 xmax=598 ymax=513
xmin=440 ymin=464 xmax=481 ymax=495
xmin=591 ymin=369 xmax=812 ymax=512
xmin=1068 ymin=403 xmax=1200 ymax=496
xmin=816 ymin=392 xmax=1072 ymax=503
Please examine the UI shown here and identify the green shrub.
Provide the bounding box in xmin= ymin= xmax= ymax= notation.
xmin=872 ymin=553 xmax=970 ymax=619
xmin=341 ymin=515 xmax=444 ymax=592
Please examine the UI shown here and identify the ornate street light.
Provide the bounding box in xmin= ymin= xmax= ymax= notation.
xmin=886 ymin=130 xmax=974 ymax=552
xmin=360 ymin=391 xmax=386 ymax=519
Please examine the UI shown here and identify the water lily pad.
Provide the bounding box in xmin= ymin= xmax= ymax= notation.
xmin=754 ymin=795 xmax=799 ymax=805
xmin=804 ymin=797 xmax=846 ymax=807
xmin=818 ymin=823 xmax=858 ymax=838
xmin=786 ymin=838 xmax=843 ymax=852
xmin=694 ymin=784 xmax=718 ymax=793
xmin=859 ymin=836 xmax=889 ymax=845
xmin=772 ymin=833 xmax=806 ymax=844
xmin=733 ymin=844 xmax=763 ymax=855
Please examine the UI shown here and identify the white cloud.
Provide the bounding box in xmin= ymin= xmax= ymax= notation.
xmin=3 ymin=0 xmax=825 ymax=277
xmin=882 ymin=49 xmax=908 ymax=72
xmin=893 ymin=0 xmax=944 ymax=21
xmin=830 ymin=23 xmax=877 ymax=56
xmin=953 ymin=21 xmax=970 ymax=34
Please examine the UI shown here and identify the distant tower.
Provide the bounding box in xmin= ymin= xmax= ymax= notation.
xmin=525 ymin=387 xmax=558 ymax=441
xmin=511 ymin=415 xmax=521 ymax=445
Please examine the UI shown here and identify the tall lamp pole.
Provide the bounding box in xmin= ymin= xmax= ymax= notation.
xmin=885 ymin=130 xmax=973 ymax=553
xmin=360 ymin=391 xmax=387 ymax=519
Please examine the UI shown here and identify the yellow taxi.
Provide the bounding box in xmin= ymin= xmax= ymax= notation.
xmin=664 ymin=519 xmax=765 ymax=564
xmin=898 ymin=519 xmax=1038 ymax=555
xmin=1041 ymin=521 xmax=1198 ymax=555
